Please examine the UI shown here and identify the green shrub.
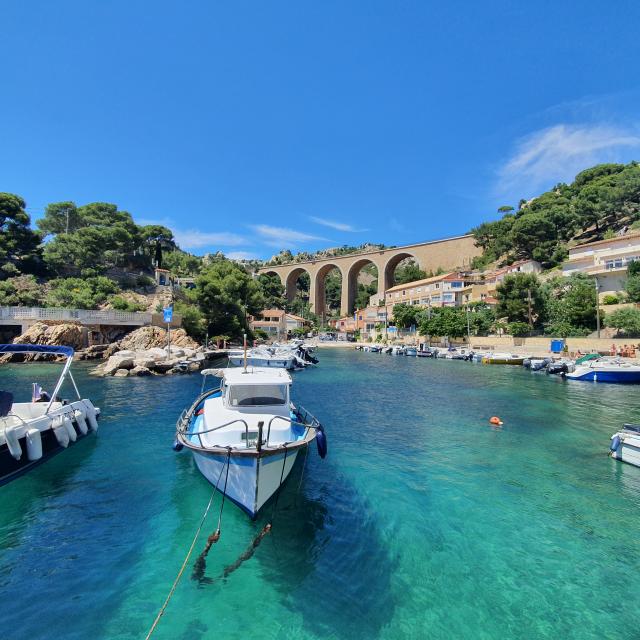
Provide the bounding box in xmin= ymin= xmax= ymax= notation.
xmin=0 ymin=275 xmax=43 ymax=306
xmin=136 ymin=274 xmax=155 ymax=288
xmin=602 ymin=294 xmax=620 ymax=305
xmin=109 ymin=295 xmax=146 ymax=312
xmin=45 ymin=276 xmax=120 ymax=309
xmin=506 ymin=321 xmax=530 ymax=337
xmin=604 ymin=307 xmax=640 ymax=336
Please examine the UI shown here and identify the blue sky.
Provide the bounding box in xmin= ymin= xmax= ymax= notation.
xmin=2 ymin=1 xmax=640 ymax=260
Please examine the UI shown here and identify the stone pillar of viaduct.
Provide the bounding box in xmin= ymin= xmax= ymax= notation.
xmin=258 ymin=234 xmax=481 ymax=318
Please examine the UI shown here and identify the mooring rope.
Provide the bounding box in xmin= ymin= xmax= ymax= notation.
xmin=270 ymin=444 xmax=289 ymax=525
xmin=192 ymin=448 xmax=231 ymax=583
xmin=143 ymin=484 xmax=219 ymax=640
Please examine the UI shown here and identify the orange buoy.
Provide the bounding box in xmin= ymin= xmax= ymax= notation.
xmin=489 ymin=416 xmax=503 ymax=426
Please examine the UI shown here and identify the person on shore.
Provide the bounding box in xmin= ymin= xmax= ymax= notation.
xmin=621 ymin=344 xmax=630 ymax=358
xmin=610 ymin=344 xmax=617 ymax=356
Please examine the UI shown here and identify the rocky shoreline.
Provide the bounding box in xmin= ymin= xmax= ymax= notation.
xmin=4 ymin=322 xmax=223 ymax=377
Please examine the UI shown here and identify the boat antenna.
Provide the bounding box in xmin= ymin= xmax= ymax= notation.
xmin=243 ymin=333 xmax=247 ymax=373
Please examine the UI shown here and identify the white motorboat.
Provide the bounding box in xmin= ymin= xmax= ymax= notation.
xmin=175 ymin=366 xmax=326 ymax=518
xmin=565 ymin=358 xmax=640 ymax=383
xmin=228 ymin=346 xmax=297 ymax=370
xmin=0 ymin=344 xmax=100 ymax=485
xmin=610 ymin=424 xmax=640 ymax=467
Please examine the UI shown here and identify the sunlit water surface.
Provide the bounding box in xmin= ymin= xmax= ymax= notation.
xmin=1 ymin=350 xmax=639 ymax=639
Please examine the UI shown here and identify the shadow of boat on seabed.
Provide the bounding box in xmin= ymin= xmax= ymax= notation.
xmin=251 ymin=460 xmax=399 ymax=640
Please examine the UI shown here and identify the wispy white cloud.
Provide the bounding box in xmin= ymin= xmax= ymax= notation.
xmin=252 ymin=224 xmax=326 ymax=248
xmin=173 ymin=230 xmax=247 ymax=250
xmin=225 ymin=251 xmax=259 ymax=261
xmin=135 ymin=216 xmax=248 ymax=250
xmin=309 ymin=216 xmax=364 ymax=232
xmin=497 ymin=123 xmax=640 ymax=197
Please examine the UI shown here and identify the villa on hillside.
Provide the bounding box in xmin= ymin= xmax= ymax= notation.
xmin=466 ymin=259 xmax=542 ymax=305
xmin=249 ymin=309 xmax=309 ymax=339
xmin=562 ymin=231 xmax=640 ymax=298
xmin=330 ymin=305 xmax=388 ymax=340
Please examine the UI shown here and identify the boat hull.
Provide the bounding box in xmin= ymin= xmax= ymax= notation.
xmin=566 ymin=369 xmax=640 ymax=383
xmin=0 ymin=413 xmax=97 ymax=486
xmin=193 ymin=447 xmax=300 ymax=518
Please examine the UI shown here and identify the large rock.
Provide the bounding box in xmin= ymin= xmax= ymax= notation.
xmin=14 ymin=322 xmax=84 ymax=350
xmin=113 ymin=368 xmax=130 ymax=377
xmin=133 ymin=357 xmax=156 ymax=369
xmin=146 ymin=347 xmax=169 ymax=361
xmin=2 ymin=322 xmax=85 ymax=362
xmin=130 ymin=366 xmax=152 ymax=376
xmin=103 ymin=354 xmax=135 ymax=375
xmin=118 ymin=326 xmax=200 ymax=352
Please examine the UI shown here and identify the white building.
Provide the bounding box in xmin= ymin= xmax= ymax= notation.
xmin=562 ymin=231 xmax=640 ymax=297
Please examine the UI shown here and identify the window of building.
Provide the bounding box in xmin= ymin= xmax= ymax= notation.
xmin=435 ymin=283 xmax=440 ymax=289
xmin=402 ymin=290 xmax=406 ymax=296
xmin=450 ymin=281 xmax=462 ymax=288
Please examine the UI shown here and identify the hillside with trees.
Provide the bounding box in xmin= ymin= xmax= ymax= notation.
xmin=471 ymin=161 xmax=640 ymax=269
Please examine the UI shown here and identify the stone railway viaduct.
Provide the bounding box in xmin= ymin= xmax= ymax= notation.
xmin=258 ymin=234 xmax=482 ymax=317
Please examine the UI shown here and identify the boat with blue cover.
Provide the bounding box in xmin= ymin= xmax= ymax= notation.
xmin=0 ymin=344 xmax=100 ymax=486
xmin=175 ymin=366 xmax=326 ymax=518
xmin=565 ymin=358 xmax=640 ymax=383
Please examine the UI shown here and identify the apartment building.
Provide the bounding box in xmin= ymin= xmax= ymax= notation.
xmin=562 ymin=231 xmax=640 ymax=297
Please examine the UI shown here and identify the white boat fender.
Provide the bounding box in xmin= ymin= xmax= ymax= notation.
xmin=52 ymin=415 xmax=70 ymax=448
xmin=4 ymin=425 xmax=22 ymax=460
xmin=73 ymin=408 xmax=89 ymax=435
xmin=26 ymin=428 xmax=43 ymax=461
xmin=83 ymin=400 xmax=99 ymax=432
xmin=610 ymin=435 xmax=621 ymax=453
xmin=62 ymin=413 xmax=77 ymax=442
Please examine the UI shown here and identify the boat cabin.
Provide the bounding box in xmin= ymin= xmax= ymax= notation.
xmin=220 ymin=368 xmax=291 ymax=410
xmin=195 ymin=368 xmax=298 ymax=449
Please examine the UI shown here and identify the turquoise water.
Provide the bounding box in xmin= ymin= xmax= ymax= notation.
xmin=1 ymin=350 xmax=640 ymax=639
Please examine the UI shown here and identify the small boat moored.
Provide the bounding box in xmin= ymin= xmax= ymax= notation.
xmin=0 ymin=344 xmax=101 ymax=486
xmin=565 ymin=358 xmax=640 ymax=383
xmin=481 ymin=353 xmax=527 ymax=365
xmin=175 ymin=366 xmax=326 ymax=518
xmin=610 ymin=424 xmax=640 ymax=467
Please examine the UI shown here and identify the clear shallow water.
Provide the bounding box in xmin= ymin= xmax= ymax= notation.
xmin=1 ymin=351 xmax=640 ymax=640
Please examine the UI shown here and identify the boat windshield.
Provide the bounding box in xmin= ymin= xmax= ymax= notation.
xmin=227 ymin=384 xmax=288 ymax=407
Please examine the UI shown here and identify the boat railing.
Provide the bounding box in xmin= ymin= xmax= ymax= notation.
xmin=265 ymin=406 xmax=322 ymax=446
xmin=177 ymin=386 xmax=223 ymax=430
xmin=179 ymin=417 xmax=250 ymax=449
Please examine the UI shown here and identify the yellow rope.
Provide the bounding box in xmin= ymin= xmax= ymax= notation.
xmin=143 ymin=486 xmax=218 ymax=640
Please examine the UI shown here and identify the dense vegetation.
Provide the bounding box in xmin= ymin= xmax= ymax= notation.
xmin=472 ymin=162 xmax=640 ymax=269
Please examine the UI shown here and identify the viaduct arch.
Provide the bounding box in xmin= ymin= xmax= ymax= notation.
xmin=258 ymin=234 xmax=481 ymax=317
